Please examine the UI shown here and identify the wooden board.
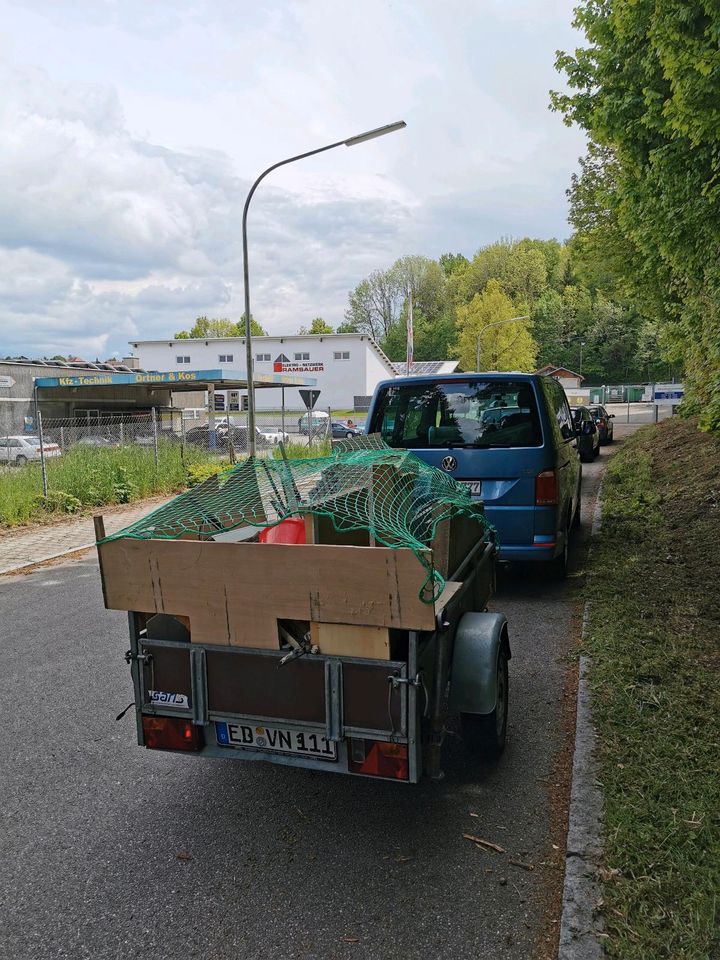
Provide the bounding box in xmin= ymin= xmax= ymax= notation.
xmin=431 ymin=512 xmax=486 ymax=579
xmin=97 ymin=538 xmax=437 ymax=648
xmin=310 ymin=622 xmax=390 ymax=659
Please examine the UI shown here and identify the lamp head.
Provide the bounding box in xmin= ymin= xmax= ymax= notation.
xmin=345 ymin=121 xmax=406 ymax=146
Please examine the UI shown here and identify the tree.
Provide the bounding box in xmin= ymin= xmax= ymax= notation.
xmin=335 ymin=319 xmax=359 ymax=334
xmin=242 ymin=314 xmax=267 ymax=337
xmin=439 ymin=252 xmax=469 ymax=277
xmin=298 ymin=317 xmax=334 ymax=335
xmin=552 ymin=1 xmax=720 ymax=429
xmin=346 ymin=256 xmax=453 ymax=351
xmin=456 ymin=280 xmax=537 ymax=372
xmin=380 ymin=306 xmax=457 ymax=364
xmin=174 ymin=315 xmax=266 ymax=339
xmin=174 ymin=316 xmax=237 ymax=339
xmin=344 ymin=269 xmax=402 ymax=339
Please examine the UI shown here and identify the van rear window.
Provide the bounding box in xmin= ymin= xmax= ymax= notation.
xmin=369 ymin=379 xmax=542 ymax=449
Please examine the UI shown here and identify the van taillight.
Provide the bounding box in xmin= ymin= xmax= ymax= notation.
xmin=142 ymin=716 xmax=202 ymax=751
xmin=535 ymin=470 xmax=558 ymax=506
xmin=348 ymin=739 xmax=409 ymax=780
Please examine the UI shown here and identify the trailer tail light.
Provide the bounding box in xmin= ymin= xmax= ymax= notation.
xmin=348 ymin=739 xmax=409 ymax=780
xmin=535 ymin=470 xmax=558 ymax=506
xmin=142 ymin=716 xmax=203 ymax=751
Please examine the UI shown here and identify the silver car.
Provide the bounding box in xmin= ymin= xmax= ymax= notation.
xmin=0 ymin=435 xmax=62 ymax=465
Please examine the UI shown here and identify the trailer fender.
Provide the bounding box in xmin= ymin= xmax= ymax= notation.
xmin=448 ymin=612 xmax=511 ymax=715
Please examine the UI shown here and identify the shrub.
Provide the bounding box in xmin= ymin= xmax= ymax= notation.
xmin=32 ymin=491 xmax=82 ymax=514
xmin=186 ymin=460 xmax=231 ymax=487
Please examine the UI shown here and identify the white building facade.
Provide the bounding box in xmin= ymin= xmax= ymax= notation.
xmin=129 ymin=334 xmax=397 ymax=411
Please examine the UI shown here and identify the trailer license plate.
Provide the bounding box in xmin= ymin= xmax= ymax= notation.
xmin=461 ymin=480 xmax=482 ymax=496
xmin=215 ymin=721 xmax=337 ymax=761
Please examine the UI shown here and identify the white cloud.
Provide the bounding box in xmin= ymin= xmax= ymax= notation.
xmin=0 ymin=0 xmax=586 ymax=359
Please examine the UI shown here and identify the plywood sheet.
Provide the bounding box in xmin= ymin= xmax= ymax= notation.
xmin=310 ymin=622 xmax=390 ymax=659
xmin=97 ymin=538 xmax=437 ymax=648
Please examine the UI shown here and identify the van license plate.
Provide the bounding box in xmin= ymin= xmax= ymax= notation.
xmin=215 ymin=721 xmax=337 ymax=761
xmin=461 ymin=481 xmax=482 ymax=496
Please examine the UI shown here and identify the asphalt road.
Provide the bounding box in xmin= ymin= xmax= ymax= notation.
xmin=0 ymin=447 xmax=612 ymax=960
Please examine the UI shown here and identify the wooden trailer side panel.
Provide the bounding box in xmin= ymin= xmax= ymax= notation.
xmin=97 ymin=538 xmax=437 ymax=648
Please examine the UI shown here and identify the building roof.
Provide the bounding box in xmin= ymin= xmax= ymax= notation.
xmin=1 ymin=357 xmax=153 ymax=374
xmin=390 ymin=360 xmax=460 ymax=376
xmin=536 ymin=364 xmax=585 ymax=382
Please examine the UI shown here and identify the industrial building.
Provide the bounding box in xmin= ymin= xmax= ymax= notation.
xmin=129 ymin=333 xmax=396 ymax=411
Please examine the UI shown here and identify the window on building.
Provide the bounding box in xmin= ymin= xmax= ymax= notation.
xmin=218 ymin=354 xmax=234 ymax=363
xmin=176 ymin=355 xmax=191 ymax=364
xmin=255 ymin=353 xmax=271 ymax=362
xmin=334 ymin=351 xmax=350 ymax=360
xmin=294 ymin=352 xmax=310 ymax=361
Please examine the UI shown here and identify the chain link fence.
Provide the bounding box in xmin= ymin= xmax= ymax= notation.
xmin=1 ymin=404 xmax=367 ymax=484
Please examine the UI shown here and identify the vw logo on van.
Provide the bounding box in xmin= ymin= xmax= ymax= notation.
xmin=441 ymin=456 xmax=458 ymax=472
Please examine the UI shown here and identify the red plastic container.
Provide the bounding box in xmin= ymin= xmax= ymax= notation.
xmin=258 ymin=516 xmax=307 ymax=545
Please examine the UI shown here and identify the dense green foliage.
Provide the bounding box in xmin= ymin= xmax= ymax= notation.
xmin=585 ymin=419 xmax=720 ymax=957
xmin=298 ymin=317 xmax=334 ymax=335
xmin=0 ymin=442 xmax=220 ymax=527
xmin=175 ymin=315 xmax=266 ymax=338
xmin=344 ymin=239 xmax=670 ymax=380
xmin=552 ymin=1 xmax=720 ymax=429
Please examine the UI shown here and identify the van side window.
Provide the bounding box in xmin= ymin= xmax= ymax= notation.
xmin=542 ymin=378 xmax=574 ymax=442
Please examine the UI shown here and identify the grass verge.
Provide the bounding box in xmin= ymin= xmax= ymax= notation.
xmin=0 ymin=443 xmax=227 ymax=527
xmin=584 ymin=418 xmax=719 ymax=959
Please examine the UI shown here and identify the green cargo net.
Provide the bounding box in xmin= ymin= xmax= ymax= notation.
xmin=99 ymin=439 xmax=491 ymax=602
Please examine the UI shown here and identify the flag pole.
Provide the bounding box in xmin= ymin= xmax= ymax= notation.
xmin=406 ymin=288 xmax=414 ymax=376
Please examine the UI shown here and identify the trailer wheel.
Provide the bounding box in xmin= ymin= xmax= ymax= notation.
xmin=461 ymin=645 xmax=509 ymax=760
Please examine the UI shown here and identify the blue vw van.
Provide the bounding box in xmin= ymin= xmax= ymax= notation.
xmin=366 ymin=373 xmax=582 ymax=575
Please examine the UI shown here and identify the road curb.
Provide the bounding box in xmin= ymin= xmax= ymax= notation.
xmin=0 ymin=542 xmax=95 ymax=576
xmin=558 ymin=484 xmax=606 ymax=959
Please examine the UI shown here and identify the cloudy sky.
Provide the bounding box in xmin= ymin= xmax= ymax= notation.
xmin=0 ymin=0 xmax=586 ymax=361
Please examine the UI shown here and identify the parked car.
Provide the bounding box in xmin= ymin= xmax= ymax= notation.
xmin=184 ymin=423 xmax=268 ymax=450
xmin=74 ymin=436 xmax=118 ymax=448
xmin=257 ymin=428 xmax=290 ymax=445
xmin=0 ymin=435 xmax=62 ymax=465
xmin=298 ymin=411 xmax=330 ymax=435
xmin=367 ymin=373 xmax=582 ymax=576
xmin=588 ymin=404 xmax=614 ymax=444
xmin=570 ymin=406 xmax=600 ymax=462
xmin=331 ymin=421 xmax=362 ymax=439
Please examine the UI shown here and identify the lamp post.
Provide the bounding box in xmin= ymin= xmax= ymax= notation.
xmin=476 ymin=315 xmax=530 ymax=371
xmin=579 ymin=340 xmax=586 ymax=377
xmin=241 ymin=120 xmax=407 ymax=455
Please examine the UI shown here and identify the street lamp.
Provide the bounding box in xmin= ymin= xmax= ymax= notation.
xmin=579 ymin=340 xmax=586 ymax=377
xmin=476 ymin=315 xmax=530 ymax=371
xmin=241 ymin=121 xmax=407 ymax=455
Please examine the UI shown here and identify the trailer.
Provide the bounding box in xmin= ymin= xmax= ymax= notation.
xmin=96 ymin=444 xmax=510 ymax=783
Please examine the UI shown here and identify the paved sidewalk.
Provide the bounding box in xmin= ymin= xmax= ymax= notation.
xmin=0 ymin=497 xmax=170 ymax=575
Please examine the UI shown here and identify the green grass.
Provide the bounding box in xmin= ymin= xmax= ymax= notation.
xmin=272 ymin=439 xmax=333 ymax=459
xmin=584 ymin=418 xmax=720 ymax=959
xmin=0 ymin=442 xmax=224 ymax=527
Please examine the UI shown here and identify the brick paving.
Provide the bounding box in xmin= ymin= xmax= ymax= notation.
xmin=0 ymin=497 xmax=170 ymax=575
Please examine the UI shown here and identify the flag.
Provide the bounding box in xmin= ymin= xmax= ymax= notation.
xmin=406 ymin=289 xmax=414 ymax=375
